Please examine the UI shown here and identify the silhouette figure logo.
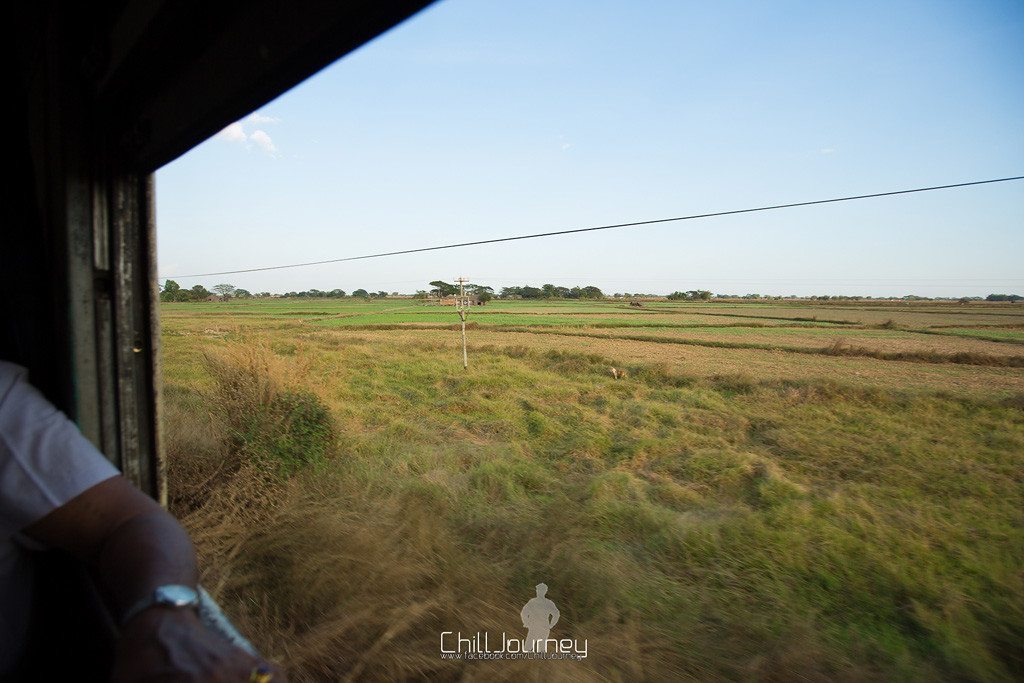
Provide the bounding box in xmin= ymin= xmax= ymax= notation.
xmin=520 ymin=583 xmax=560 ymax=652
xmin=439 ymin=581 xmax=586 ymax=659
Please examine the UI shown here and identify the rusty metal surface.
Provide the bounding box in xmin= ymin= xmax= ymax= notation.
xmin=109 ymin=173 xmax=159 ymax=495
xmin=145 ymin=176 xmax=167 ymax=507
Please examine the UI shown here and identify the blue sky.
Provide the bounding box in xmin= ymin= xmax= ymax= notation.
xmin=156 ymin=0 xmax=1024 ymax=297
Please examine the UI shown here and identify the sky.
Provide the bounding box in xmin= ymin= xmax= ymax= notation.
xmin=156 ymin=0 xmax=1024 ymax=298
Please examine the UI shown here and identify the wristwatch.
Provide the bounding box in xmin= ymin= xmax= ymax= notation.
xmin=121 ymin=584 xmax=200 ymax=626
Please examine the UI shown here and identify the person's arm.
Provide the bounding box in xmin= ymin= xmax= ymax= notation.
xmin=24 ymin=475 xmax=280 ymax=682
xmin=25 ymin=475 xmax=196 ymax=618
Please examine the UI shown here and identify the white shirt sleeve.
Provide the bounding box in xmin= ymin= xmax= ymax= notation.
xmin=0 ymin=361 xmax=119 ymax=539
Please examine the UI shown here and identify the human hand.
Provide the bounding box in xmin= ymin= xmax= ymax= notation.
xmin=110 ymin=608 xmax=285 ymax=682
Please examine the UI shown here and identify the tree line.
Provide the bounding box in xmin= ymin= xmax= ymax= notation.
xmin=159 ymin=281 xmax=248 ymax=302
xmin=160 ymin=279 xmax=1022 ymax=303
xmin=159 ymin=281 xmax=394 ymax=301
xmin=424 ymin=282 xmax=608 ymax=300
xmin=666 ymin=290 xmax=713 ymax=300
xmin=496 ymin=284 xmax=604 ymax=299
xmin=425 ymin=281 xmax=495 ymax=302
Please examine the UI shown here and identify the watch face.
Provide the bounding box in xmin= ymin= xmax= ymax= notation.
xmin=155 ymin=584 xmax=200 ymax=607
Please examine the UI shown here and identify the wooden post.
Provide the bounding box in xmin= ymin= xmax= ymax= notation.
xmin=459 ymin=309 xmax=468 ymax=369
xmin=456 ymin=277 xmax=469 ymax=369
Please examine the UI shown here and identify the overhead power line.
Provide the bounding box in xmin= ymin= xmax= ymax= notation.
xmin=162 ymin=175 xmax=1024 ymax=279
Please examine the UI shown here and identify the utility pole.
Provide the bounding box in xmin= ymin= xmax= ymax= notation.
xmin=455 ymin=276 xmax=469 ymax=369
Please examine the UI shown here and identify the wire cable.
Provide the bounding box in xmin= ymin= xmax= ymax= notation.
xmin=162 ymin=175 xmax=1024 ymax=279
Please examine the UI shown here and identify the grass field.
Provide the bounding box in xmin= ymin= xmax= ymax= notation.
xmin=160 ymin=298 xmax=1024 ymax=681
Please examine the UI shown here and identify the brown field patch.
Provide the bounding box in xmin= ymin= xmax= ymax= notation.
xmin=569 ymin=326 xmax=1024 ymax=358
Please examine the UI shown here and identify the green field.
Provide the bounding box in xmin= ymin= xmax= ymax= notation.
xmin=160 ymin=298 xmax=1024 ymax=681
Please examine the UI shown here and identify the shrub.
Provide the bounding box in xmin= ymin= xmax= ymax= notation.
xmin=233 ymin=389 xmax=333 ymax=473
xmin=206 ymin=344 xmax=334 ymax=474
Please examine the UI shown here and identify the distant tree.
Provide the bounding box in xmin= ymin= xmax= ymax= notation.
xmin=234 ymin=289 xmax=251 ymax=298
xmin=499 ymin=286 xmax=522 ymax=299
xmin=189 ymin=284 xmax=212 ymax=301
xmin=329 ymin=289 xmax=346 ymax=298
xmin=667 ymin=290 xmax=710 ymax=301
xmin=542 ymin=284 xmax=558 ymax=299
xmin=413 ymin=290 xmax=429 ymax=300
xmin=429 ymin=280 xmax=458 ymax=297
xmin=580 ymin=285 xmax=603 ymax=299
xmin=377 ymin=291 xmax=388 ymax=298
xmin=477 ymin=291 xmax=493 ymax=303
xmin=520 ymin=286 xmax=542 ymax=299
xmin=986 ymin=293 xmax=1022 ymax=302
xmin=352 ymin=288 xmax=369 ymax=298
xmin=160 ymin=279 xmax=190 ymax=302
xmin=212 ymin=284 xmax=236 ymax=298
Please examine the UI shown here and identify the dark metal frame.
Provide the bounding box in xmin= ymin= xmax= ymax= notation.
xmin=7 ymin=0 xmax=434 ymax=502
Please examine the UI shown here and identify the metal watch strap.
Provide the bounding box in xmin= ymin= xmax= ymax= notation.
xmin=121 ymin=584 xmax=200 ymax=626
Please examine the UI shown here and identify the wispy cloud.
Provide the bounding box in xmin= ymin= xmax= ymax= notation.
xmin=249 ymin=129 xmax=278 ymax=155
xmin=819 ymin=147 xmax=836 ymax=155
xmin=216 ymin=122 xmax=248 ymax=143
xmin=215 ymin=118 xmax=279 ymax=156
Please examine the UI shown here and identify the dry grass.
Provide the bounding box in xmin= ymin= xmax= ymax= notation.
xmin=160 ymin=329 xmax=1024 ymax=682
xmin=504 ymin=327 xmax=1024 ymax=368
xmin=557 ymin=326 xmax=1024 ymax=358
xmin=166 ymin=344 xmax=688 ymax=681
xmin=159 ymin=300 xmax=1024 ymax=681
xmin=820 ymin=338 xmax=1024 ymax=367
xmin=370 ymin=329 xmax=1024 ymax=397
